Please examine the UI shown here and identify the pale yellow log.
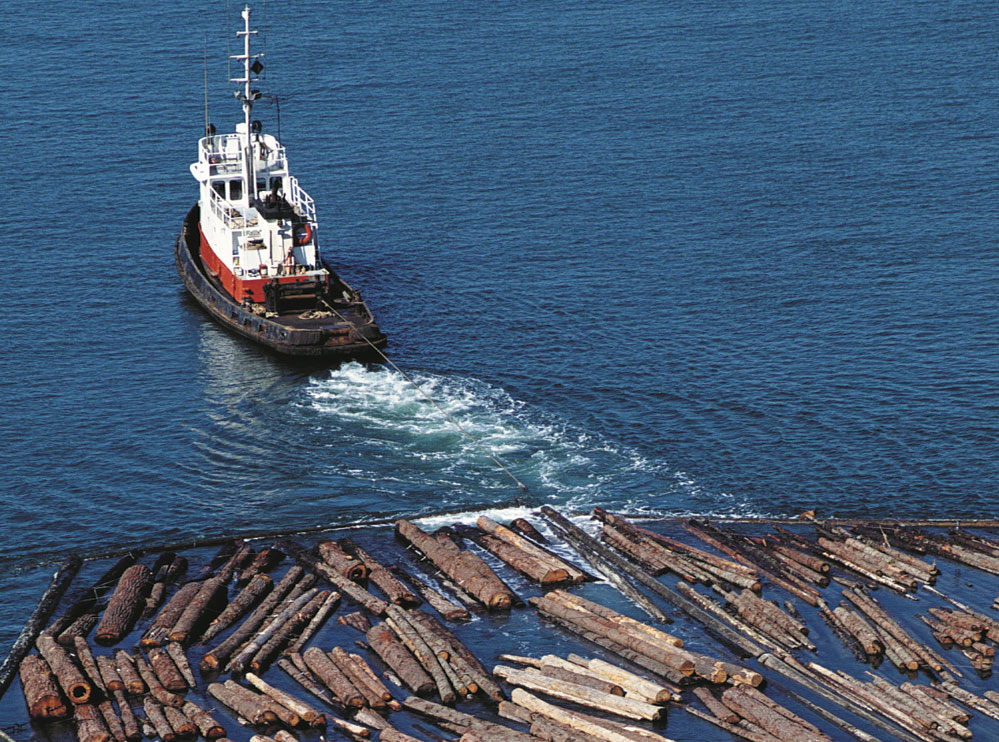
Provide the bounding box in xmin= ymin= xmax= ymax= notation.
xmin=511 ymin=689 xmax=675 ymax=742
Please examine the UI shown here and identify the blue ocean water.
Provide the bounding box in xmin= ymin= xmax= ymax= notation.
xmin=1 ymin=0 xmax=997 ymax=654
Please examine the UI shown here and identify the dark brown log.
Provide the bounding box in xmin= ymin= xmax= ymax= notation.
xmin=693 ymin=686 xmax=738 ymax=724
xmin=407 ymin=610 xmax=504 ymax=700
xmin=94 ymin=564 xmax=152 ymax=645
xmin=395 ymin=519 xmax=515 ymax=610
xmin=168 ymin=575 xmax=228 ymax=645
xmin=75 ymin=702 xmax=111 ymax=742
xmin=302 ymin=646 xmax=365 ymax=707
xmin=44 ymin=554 xmax=137 ymax=641
xmin=148 ymin=647 xmax=187 ymax=693
xmin=477 ymin=532 xmax=572 ymax=585
xmin=199 ymin=565 xmax=303 ymax=672
xmin=379 ymin=728 xmax=424 ymax=742
xmin=36 ymin=634 xmax=91 ymax=704
xmin=58 ymin=612 xmax=99 ymax=646
xmin=720 ymin=686 xmax=824 ymax=742
xmin=72 ymin=637 xmax=107 ymax=696
xmin=329 ymin=646 xmax=386 ymax=708
xmin=161 ymin=556 xmax=188 ymax=585
xmin=112 ymin=650 xmax=143 ymax=696
xmin=287 ymin=590 xmax=341 ymax=655
xmin=162 ymin=704 xmax=197 ymax=738
xmin=112 ymin=689 xmax=141 ymax=742
xmin=96 ymin=655 xmax=123 ymax=692
xmin=19 ymin=654 xmax=68 ymax=720
xmin=236 ymin=548 xmax=283 ymax=586
xmin=214 ymin=542 xmax=255 ymax=584
xmin=142 ymin=582 xmax=202 ymax=648
xmin=141 ymin=583 xmax=167 ymax=620
xmin=388 ymin=566 xmax=470 ymax=621
xmin=224 ymin=679 xmax=302 ymax=727
xmin=201 ymin=574 xmax=273 ymax=643
xmin=165 ymin=643 xmax=196 ymax=688
xmin=249 ymin=589 xmax=330 ymax=672
xmin=279 ymin=539 xmax=389 ymax=616
xmin=348 ymin=651 xmax=396 ymax=703
xmin=340 ymin=539 xmax=421 ymax=606
xmin=228 ymin=586 xmax=320 ymax=673
xmin=207 ymin=681 xmax=277 ymax=725
xmin=98 ymin=699 xmax=126 ymax=742
xmin=511 ymin=518 xmax=548 ymax=543
xmin=403 ymin=696 xmax=534 ymax=741
xmin=366 ymin=622 xmax=434 ymax=697
xmin=143 ymin=697 xmax=177 ymax=742
xmin=338 ymin=611 xmax=372 ymax=632
xmin=181 ymin=700 xmax=226 ymax=739
xmin=318 ymin=541 xmax=367 ymax=581
xmin=385 ymin=607 xmax=455 ymax=704
xmin=132 ymin=652 xmax=183 ymax=707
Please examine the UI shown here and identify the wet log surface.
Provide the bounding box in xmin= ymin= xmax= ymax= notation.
xmin=13 ymin=514 xmax=999 ymax=742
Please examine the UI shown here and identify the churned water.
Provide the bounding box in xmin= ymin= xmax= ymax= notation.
xmin=1 ymin=0 xmax=997 ymax=652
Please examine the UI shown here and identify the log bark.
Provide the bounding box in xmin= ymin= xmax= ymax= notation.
xmin=385 ymin=608 xmax=454 ymax=703
xmin=228 ymin=587 xmax=320 ymax=673
xmin=141 ymin=582 xmax=167 ymax=620
xmin=539 ymin=665 xmax=624 ymax=696
xmin=0 ymin=555 xmax=81 ymax=702
xmin=94 ymin=565 xmax=152 ymax=645
xmin=162 ymin=705 xmax=196 ymax=738
xmin=142 ymin=582 xmax=202 ymax=648
xmin=181 ymin=700 xmax=226 ymax=739
xmin=511 ymin=518 xmax=548 ymax=543
xmin=329 ymin=647 xmax=386 ymax=709
xmin=302 ymin=647 xmax=364 ymax=707
xmin=201 ymin=573 xmax=273 ymax=643
xmin=566 ymin=655 xmax=678 ymax=704
xmin=250 ymin=589 xmax=330 ymax=672
xmin=395 ymin=519 xmax=515 ymax=610
xmin=19 ymin=654 xmax=68 ymax=720
xmin=245 ymin=672 xmax=326 ymax=728
xmin=279 ymin=539 xmax=389 ymax=616
xmin=207 ymin=681 xmax=276 ymax=726
xmin=693 ymin=686 xmax=738 ymax=724
xmin=318 ymin=541 xmax=367 ymax=581
xmin=286 ymin=589 xmax=341 ymax=654
xmin=277 ymin=655 xmax=340 ymax=710
xmin=112 ymin=689 xmax=140 ymax=741
xmin=112 ymin=650 xmax=143 ymax=696
xmin=338 ymin=611 xmax=372 ymax=632
xmin=165 ymin=643 xmax=196 ymax=688
xmin=44 ymin=554 xmax=137 ymax=640
xmin=148 ymin=647 xmax=187 ymax=693
xmin=199 ymin=565 xmax=303 ymax=672
xmin=366 ymin=622 xmax=434 ymax=697
xmin=57 ymin=612 xmax=99 ymax=646
xmin=388 ymin=566 xmax=470 ymax=621
xmin=379 ymin=728 xmax=424 ymax=742
xmin=530 ymin=716 xmax=606 ymax=742
xmin=143 ymin=697 xmax=176 ymax=742
xmin=340 ymin=539 xmax=421 ymax=606
xmin=402 ymin=696 xmax=535 ymax=741
xmin=214 ymin=542 xmax=255 ymax=584
xmin=168 ymin=575 xmax=228 ymax=645
xmin=406 ymin=609 xmax=503 ymax=700
xmin=223 ymin=679 xmax=299 ymax=727
xmin=72 ymin=637 xmax=106 ymax=696
xmin=348 ymin=652 xmax=396 ymax=703
xmin=237 ymin=548 xmax=283 ymax=586
xmin=36 ymin=634 xmax=90 ymax=704
xmin=132 ymin=652 xmax=183 ymax=707
xmin=75 ymin=702 xmax=111 ymax=742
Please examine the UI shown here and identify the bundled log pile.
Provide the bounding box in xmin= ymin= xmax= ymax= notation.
xmin=13 ymin=511 xmax=999 ymax=742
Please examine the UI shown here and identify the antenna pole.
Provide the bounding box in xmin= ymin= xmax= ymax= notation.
xmin=203 ymin=38 xmax=209 ymax=137
xmin=233 ymin=4 xmax=262 ymax=204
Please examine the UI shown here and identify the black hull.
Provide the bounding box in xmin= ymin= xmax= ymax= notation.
xmin=175 ymin=204 xmax=387 ymax=358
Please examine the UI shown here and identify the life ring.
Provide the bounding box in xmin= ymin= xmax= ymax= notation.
xmin=260 ymin=264 xmax=268 ymax=277
xmin=293 ymin=223 xmax=313 ymax=246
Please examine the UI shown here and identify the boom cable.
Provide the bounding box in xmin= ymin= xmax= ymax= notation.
xmin=320 ymin=300 xmax=529 ymax=493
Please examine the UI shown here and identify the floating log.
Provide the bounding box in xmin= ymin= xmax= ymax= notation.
xmin=287 ymin=589 xmax=341 ymax=654
xmin=510 ymin=688 xmax=650 ymax=742
xmin=58 ymin=612 xmax=100 ymax=646
xmin=141 ymin=582 xmax=202 ymax=648
xmin=338 ymin=611 xmax=372 ymax=633
xmin=349 ymin=651 xmax=398 ymax=704
xmin=366 ymin=622 xmax=434 ymax=697
xmin=75 ymin=702 xmax=111 ymax=742
xmin=302 ymin=646 xmax=365 ymax=707
xmin=214 ymin=542 xmax=255 ymax=584
xmin=478 ymin=516 xmax=584 ymax=583
xmin=207 ymin=681 xmax=277 ymax=726
xmin=182 ymin=700 xmax=226 ymax=740
xmin=379 ymin=728 xmax=424 ymax=742
xmin=567 ymin=655 xmax=678 ymax=704
xmin=228 ymin=587 xmax=320 ymax=673
xmin=0 ymin=555 xmax=81 ymax=702
xmin=407 ymin=609 xmax=504 ymax=700
xmin=132 ymin=652 xmax=183 ymax=707
xmin=340 ymin=539 xmax=420 ymax=606
xmin=385 ymin=608 xmax=454 ymax=703
xmin=395 ymin=519 xmax=515 ymax=611
xmin=199 ymin=566 xmax=304 ymax=672
xmin=223 ymin=679 xmax=300 ymax=727
xmin=72 ymin=637 xmax=107 ymax=696
xmin=143 ymin=697 xmax=177 ymax=742
xmin=19 ymin=654 xmax=68 ymax=720
xmin=148 ymin=647 xmax=187 ymax=693
xmin=237 ymin=548 xmax=283 ymax=586
xmin=165 ymin=642 xmax=196 ymax=688
xmin=402 ymin=696 xmax=535 ymax=741
xmin=94 ymin=564 xmax=153 ymax=645
xmin=276 ymin=655 xmax=340 ymax=710
xmin=201 ymin=573 xmax=273 ymax=643
xmin=245 ymin=671 xmax=326 ymax=728
xmin=389 ymin=566 xmax=470 ymax=621
xmin=168 ymin=575 xmax=228 ymax=645
xmin=112 ymin=650 xmax=143 ymax=696
xmin=44 ymin=554 xmax=138 ymax=641
xmin=510 ymin=518 xmax=548 ymax=543
xmin=279 ymin=539 xmax=389 ymax=616
xmin=112 ymin=689 xmax=141 ymax=741
xmin=141 ymin=583 xmax=167 ymax=620
xmin=318 ymin=540 xmax=367 ymax=581
xmin=36 ymin=634 xmax=90 ymax=704
xmin=248 ymin=588 xmax=330 ymax=672
xmin=162 ymin=705 xmax=197 ymax=738
xmin=100 ymin=703 xmax=127 ymax=742
xmin=327 ymin=647 xmax=385 ymax=708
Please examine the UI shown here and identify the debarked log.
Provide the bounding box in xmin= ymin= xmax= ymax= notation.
xmin=94 ymin=565 xmax=153 ymax=645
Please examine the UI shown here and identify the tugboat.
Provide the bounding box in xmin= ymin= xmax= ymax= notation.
xmin=175 ymin=5 xmax=386 ymax=358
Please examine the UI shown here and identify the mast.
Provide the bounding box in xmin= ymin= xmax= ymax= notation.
xmin=232 ymin=5 xmax=263 ymax=204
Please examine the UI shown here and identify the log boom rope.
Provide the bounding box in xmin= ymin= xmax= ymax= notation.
xmin=322 ymin=299 xmax=529 ymax=493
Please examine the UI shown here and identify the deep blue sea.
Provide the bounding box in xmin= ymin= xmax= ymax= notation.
xmin=1 ymin=0 xmax=997 ymax=683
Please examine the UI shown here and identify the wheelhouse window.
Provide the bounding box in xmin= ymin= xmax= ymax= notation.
xmin=212 ymin=181 xmax=225 ymax=198
xmin=229 ymin=180 xmax=243 ymax=201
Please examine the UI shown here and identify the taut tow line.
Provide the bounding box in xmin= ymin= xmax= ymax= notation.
xmin=321 ymin=299 xmax=529 ymax=493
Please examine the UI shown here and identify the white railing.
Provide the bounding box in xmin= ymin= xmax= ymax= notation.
xmin=287 ymin=176 xmax=316 ymax=225
xmin=208 ymin=185 xmax=257 ymax=230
